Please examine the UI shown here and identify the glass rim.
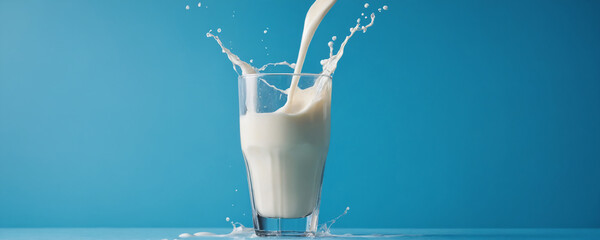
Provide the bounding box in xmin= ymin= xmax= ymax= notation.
xmin=239 ymin=73 xmax=332 ymax=79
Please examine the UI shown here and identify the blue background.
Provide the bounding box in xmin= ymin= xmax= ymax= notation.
xmin=1 ymin=0 xmax=599 ymax=228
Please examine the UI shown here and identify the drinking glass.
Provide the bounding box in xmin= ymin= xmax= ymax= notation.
xmin=238 ymin=73 xmax=332 ymax=236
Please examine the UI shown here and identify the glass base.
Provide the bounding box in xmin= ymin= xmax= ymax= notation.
xmin=253 ymin=212 xmax=319 ymax=237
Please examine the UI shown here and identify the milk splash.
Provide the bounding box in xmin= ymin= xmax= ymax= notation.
xmin=176 ymin=207 xmax=352 ymax=239
xmin=177 ymin=220 xmax=253 ymax=239
xmin=206 ymin=5 xmax=379 ymax=80
xmin=320 ymin=13 xmax=375 ymax=76
xmin=174 ymin=206 xmax=407 ymax=238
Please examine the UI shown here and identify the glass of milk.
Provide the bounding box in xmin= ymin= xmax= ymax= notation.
xmin=238 ymin=73 xmax=332 ymax=236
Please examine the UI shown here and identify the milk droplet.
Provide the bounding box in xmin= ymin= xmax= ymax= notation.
xmin=263 ymin=30 xmax=268 ymax=34
xmin=364 ymin=16 xmax=368 ymax=19
xmin=178 ymin=233 xmax=192 ymax=238
xmin=217 ymin=28 xmax=222 ymax=33
xmin=346 ymin=206 xmax=350 ymax=210
xmin=383 ymin=5 xmax=388 ymax=10
xmin=378 ymin=8 xmax=382 ymax=12
xmin=249 ymin=59 xmax=253 ymax=63
xmin=356 ymin=18 xmax=361 ymax=23
xmin=364 ymin=3 xmax=370 ymax=8
xmin=185 ymin=5 xmax=190 ymax=10
xmin=361 ymin=13 xmax=365 ymax=16
xmin=197 ymin=2 xmax=201 ymax=7
xmin=332 ymin=36 xmax=337 ymax=41
xmin=225 ymin=217 xmax=230 ymax=222
xmin=328 ymin=41 xmax=334 ymax=48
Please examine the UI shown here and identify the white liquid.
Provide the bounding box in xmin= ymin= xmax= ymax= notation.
xmin=239 ymin=0 xmax=338 ymax=218
xmin=206 ymin=0 xmax=382 ymax=220
xmin=205 ymin=32 xmax=256 ymax=75
xmin=240 ymin=80 xmax=332 ymax=218
xmin=285 ymin=0 xmax=337 ymax=111
xmin=175 ymin=207 xmax=383 ymax=239
xmin=321 ymin=13 xmax=375 ymax=75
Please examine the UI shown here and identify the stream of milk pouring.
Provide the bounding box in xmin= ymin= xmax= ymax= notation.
xmin=283 ymin=0 xmax=337 ymax=113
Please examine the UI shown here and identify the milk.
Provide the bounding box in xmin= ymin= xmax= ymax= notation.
xmin=240 ymin=79 xmax=332 ymax=218
xmin=206 ymin=0 xmax=382 ymax=220
xmin=285 ymin=0 xmax=337 ymax=110
xmin=239 ymin=0 xmax=338 ymax=218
